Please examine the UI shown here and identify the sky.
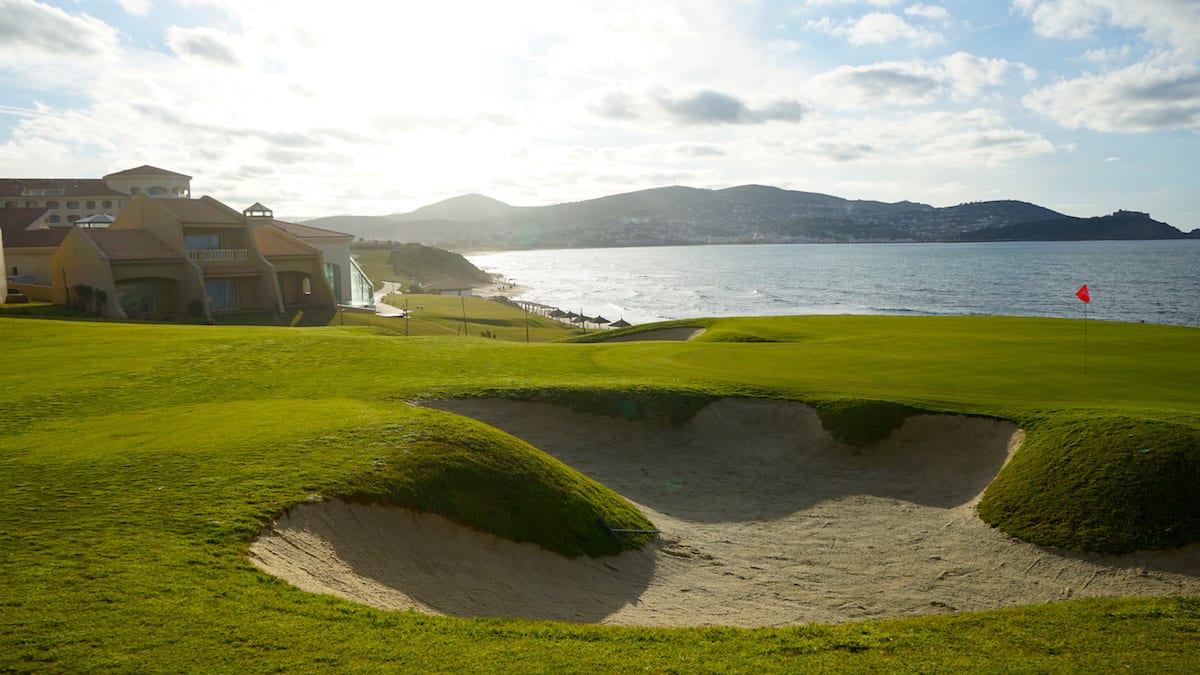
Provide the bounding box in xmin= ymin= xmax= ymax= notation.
xmin=1 ymin=1 xmax=1198 ymax=229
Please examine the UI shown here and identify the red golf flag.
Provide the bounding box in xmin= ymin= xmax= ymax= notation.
xmin=1076 ymin=284 xmax=1090 ymax=303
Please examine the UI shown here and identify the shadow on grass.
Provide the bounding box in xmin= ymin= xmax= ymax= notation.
xmin=423 ymin=398 xmax=1019 ymax=522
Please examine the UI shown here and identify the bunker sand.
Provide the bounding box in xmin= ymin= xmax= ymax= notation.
xmin=251 ymin=399 xmax=1200 ymax=626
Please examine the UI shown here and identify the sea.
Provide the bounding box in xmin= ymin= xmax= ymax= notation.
xmin=468 ymin=240 xmax=1200 ymax=327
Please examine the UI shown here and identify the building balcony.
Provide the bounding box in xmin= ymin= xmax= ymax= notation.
xmin=189 ymin=249 xmax=248 ymax=263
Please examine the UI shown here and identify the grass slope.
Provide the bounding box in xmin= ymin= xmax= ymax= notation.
xmin=383 ymin=292 xmax=584 ymax=340
xmin=1 ymin=314 xmax=1199 ymax=671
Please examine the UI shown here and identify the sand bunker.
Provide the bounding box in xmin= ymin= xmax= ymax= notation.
xmin=601 ymin=326 xmax=706 ymax=342
xmin=251 ymin=399 xmax=1200 ymax=627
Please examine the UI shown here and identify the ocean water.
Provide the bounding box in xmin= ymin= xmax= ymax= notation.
xmin=469 ymin=240 xmax=1200 ymax=327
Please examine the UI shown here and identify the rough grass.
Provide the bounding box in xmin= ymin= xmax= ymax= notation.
xmin=327 ymin=407 xmax=655 ymax=556
xmin=979 ymin=415 xmax=1200 ymax=553
xmin=383 ymin=292 xmax=585 ymax=340
xmin=2 ymin=314 xmax=1199 ymax=671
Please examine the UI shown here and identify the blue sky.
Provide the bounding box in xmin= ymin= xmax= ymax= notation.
xmin=1 ymin=0 xmax=1197 ymax=229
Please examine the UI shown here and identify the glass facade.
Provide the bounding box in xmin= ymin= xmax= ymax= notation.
xmin=205 ymin=279 xmax=239 ymax=311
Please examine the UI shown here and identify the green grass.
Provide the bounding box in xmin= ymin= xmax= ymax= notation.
xmin=979 ymin=415 xmax=1200 ymax=553
xmin=351 ymin=248 xmax=398 ymax=290
xmin=1 ymin=314 xmax=1199 ymax=671
xmin=386 ymin=292 xmax=585 ymax=340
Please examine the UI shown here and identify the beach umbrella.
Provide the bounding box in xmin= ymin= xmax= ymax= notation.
xmin=593 ymin=316 xmax=611 ymax=325
xmin=610 ymin=318 xmax=631 ymax=328
xmin=549 ymin=309 xmax=567 ymax=318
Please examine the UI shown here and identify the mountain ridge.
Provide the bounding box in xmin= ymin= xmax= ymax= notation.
xmin=304 ymin=184 xmax=1197 ymax=248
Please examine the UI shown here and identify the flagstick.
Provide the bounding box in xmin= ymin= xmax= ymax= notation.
xmin=1083 ymin=299 xmax=1088 ymax=377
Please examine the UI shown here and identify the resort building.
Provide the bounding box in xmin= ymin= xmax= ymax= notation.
xmin=261 ymin=218 xmax=374 ymax=307
xmin=0 ymin=219 xmax=6 ymax=300
xmin=3 ymin=165 xmax=372 ymax=319
xmin=1 ymin=207 xmax=63 ymax=301
xmin=0 ymin=165 xmax=192 ymax=226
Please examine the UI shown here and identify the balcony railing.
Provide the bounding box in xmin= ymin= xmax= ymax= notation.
xmin=189 ymin=249 xmax=248 ymax=262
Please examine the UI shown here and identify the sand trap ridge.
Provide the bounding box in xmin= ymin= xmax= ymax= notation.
xmin=251 ymin=399 xmax=1200 ymax=626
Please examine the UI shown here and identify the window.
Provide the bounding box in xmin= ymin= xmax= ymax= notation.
xmin=4 ymin=201 xmax=16 ymax=208
xmin=102 ymin=200 xmax=113 ymax=209
xmin=66 ymin=201 xmax=80 ymax=210
xmin=68 ymin=215 xmax=80 ymax=223
xmin=185 ymin=234 xmax=222 ymax=250
xmin=350 ymin=258 xmax=373 ymax=306
xmin=116 ymin=280 xmax=157 ymax=316
xmin=49 ymin=215 xmax=61 ymax=224
xmin=86 ymin=201 xmax=96 ymax=209
xmin=46 ymin=201 xmax=60 ymax=209
xmin=25 ymin=201 xmax=37 ymax=207
xmin=323 ymin=263 xmax=342 ymax=302
xmin=130 ymin=188 xmax=140 ymax=195
xmin=205 ymin=279 xmax=240 ymax=312
xmin=148 ymin=186 xmax=167 ymax=196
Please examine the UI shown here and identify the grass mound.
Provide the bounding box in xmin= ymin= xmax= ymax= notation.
xmin=810 ymin=398 xmax=927 ymax=445
xmin=323 ymin=407 xmax=655 ymax=557
xmin=978 ymin=416 xmax=1200 ymax=553
xmin=458 ymin=385 xmax=721 ymax=425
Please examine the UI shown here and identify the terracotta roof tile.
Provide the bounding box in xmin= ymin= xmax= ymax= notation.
xmin=0 ymin=178 xmax=125 ymax=198
xmin=0 ymin=209 xmax=63 ymax=248
xmin=254 ymin=226 xmax=316 ymax=257
xmin=85 ymin=230 xmax=181 ymax=261
xmin=157 ymin=197 xmax=243 ymax=224
xmin=103 ymin=165 xmax=192 ymax=179
xmin=269 ymin=218 xmax=353 ymax=239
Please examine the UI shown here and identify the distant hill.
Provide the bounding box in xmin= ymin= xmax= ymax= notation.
xmin=308 ymin=185 xmax=1194 ymax=249
xmin=961 ymin=210 xmax=1198 ymax=241
xmin=354 ymin=242 xmax=493 ymax=287
xmin=397 ymin=193 xmax=521 ymax=223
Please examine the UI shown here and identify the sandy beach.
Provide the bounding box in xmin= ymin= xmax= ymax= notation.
xmin=251 ymin=398 xmax=1200 ymax=627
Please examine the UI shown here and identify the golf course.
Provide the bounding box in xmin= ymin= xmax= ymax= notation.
xmin=2 ymin=308 xmax=1198 ymax=671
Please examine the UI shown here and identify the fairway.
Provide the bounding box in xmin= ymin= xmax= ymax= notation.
xmin=2 ymin=314 xmax=1199 ymax=671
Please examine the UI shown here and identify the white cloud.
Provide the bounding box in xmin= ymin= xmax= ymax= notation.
xmin=791 ymin=108 xmax=1056 ymax=168
xmin=1024 ymin=62 xmax=1200 ymax=132
xmin=117 ymin=0 xmax=151 ymax=17
xmin=811 ymin=53 xmax=1034 ymax=108
xmin=812 ymin=62 xmax=942 ymax=108
xmin=905 ymin=3 xmax=950 ymax=21
xmin=653 ymin=89 xmax=808 ymax=125
xmin=1012 ymin=0 xmax=1107 ymax=39
xmin=803 ymin=0 xmax=901 ymax=6
xmin=942 ymin=52 xmax=1037 ymax=98
xmin=166 ymin=26 xmax=241 ymax=67
xmin=0 ymin=0 xmax=120 ymax=63
xmin=807 ymin=12 xmax=944 ymax=46
xmin=1079 ymin=44 xmax=1131 ymax=63
xmin=1014 ymin=0 xmax=1200 ymax=58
